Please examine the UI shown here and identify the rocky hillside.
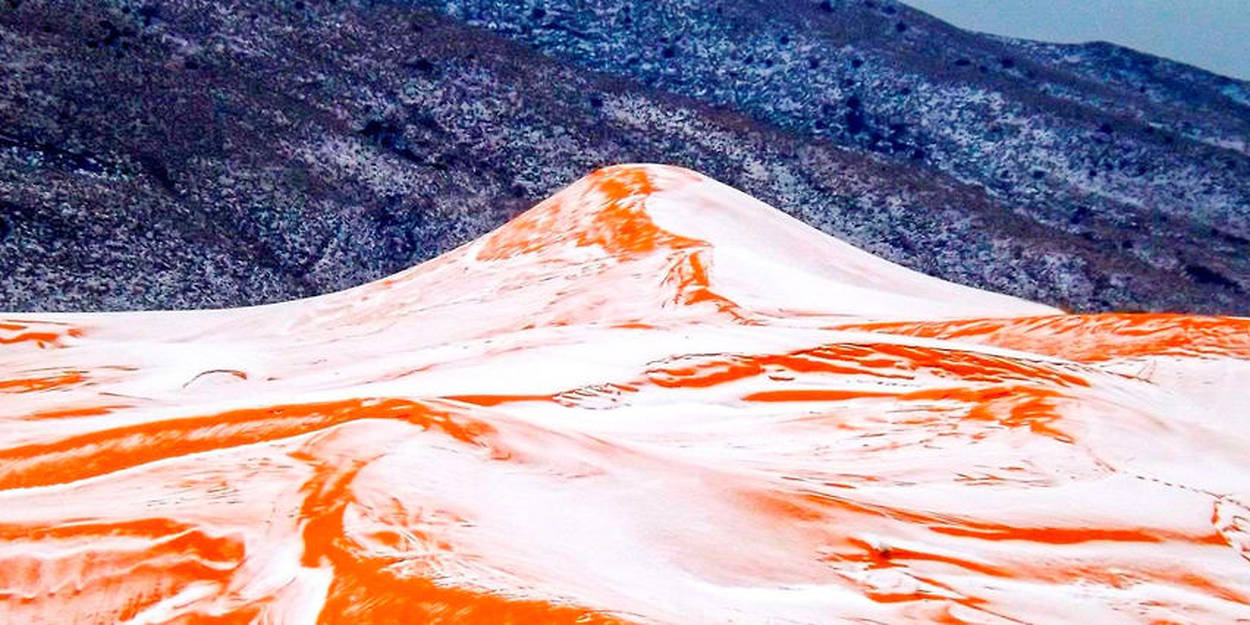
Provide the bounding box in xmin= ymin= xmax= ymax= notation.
xmin=1 ymin=0 xmax=1247 ymax=312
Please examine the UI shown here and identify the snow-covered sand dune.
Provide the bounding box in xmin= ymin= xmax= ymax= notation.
xmin=2 ymin=164 xmax=1248 ymax=624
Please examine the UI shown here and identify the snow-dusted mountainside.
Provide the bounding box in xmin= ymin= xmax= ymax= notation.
xmin=2 ymin=165 xmax=1248 ymax=624
xmin=2 ymin=0 xmax=1248 ymax=313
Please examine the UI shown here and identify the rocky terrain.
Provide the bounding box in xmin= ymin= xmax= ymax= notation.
xmin=1 ymin=0 xmax=1248 ymax=312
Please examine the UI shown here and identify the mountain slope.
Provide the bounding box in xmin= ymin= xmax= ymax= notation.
xmin=2 ymin=165 xmax=1248 ymax=624
xmin=414 ymin=0 xmax=1250 ymax=298
xmin=1 ymin=0 xmax=1247 ymax=312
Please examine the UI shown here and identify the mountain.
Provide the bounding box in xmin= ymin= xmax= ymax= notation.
xmin=1 ymin=0 xmax=1248 ymax=313
xmin=2 ymin=165 xmax=1248 ymax=624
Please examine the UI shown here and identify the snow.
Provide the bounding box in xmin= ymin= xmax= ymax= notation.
xmin=0 ymin=164 xmax=1247 ymax=624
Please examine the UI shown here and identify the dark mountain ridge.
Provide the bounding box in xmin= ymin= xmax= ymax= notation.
xmin=0 ymin=0 xmax=1246 ymax=312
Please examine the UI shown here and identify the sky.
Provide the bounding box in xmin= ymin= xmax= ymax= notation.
xmin=902 ymin=0 xmax=1250 ymax=81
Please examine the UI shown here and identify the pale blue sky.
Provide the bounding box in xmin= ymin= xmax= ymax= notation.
xmin=902 ymin=0 xmax=1250 ymax=81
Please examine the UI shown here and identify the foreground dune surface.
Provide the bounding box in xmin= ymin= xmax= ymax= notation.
xmin=2 ymin=164 xmax=1249 ymax=624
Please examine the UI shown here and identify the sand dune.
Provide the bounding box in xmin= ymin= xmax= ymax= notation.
xmin=2 ymin=165 xmax=1247 ymax=624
